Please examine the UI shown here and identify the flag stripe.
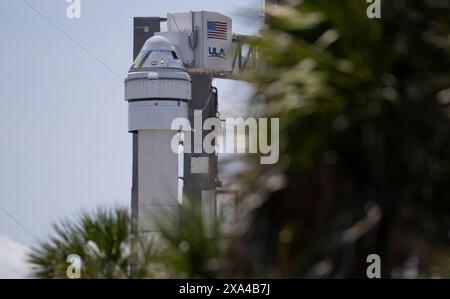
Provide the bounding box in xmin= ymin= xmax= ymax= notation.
xmin=207 ymin=36 xmax=227 ymax=40
xmin=208 ymin=33 xmax=227 ymax=37
xmin=207 ymin=20 xmax=228 ymax=40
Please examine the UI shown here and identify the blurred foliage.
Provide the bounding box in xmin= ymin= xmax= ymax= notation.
xmin=28 ymin=204 xmax=223 ymax=279
xmin=224 ymin=0 xmax=450 ymax=278
xmin=149 ymin=201 xmax=223 ymax=278
xmin=28 ymin=208 xmax=131 ymax=278
xmin=28 ymin=0 xmax=450 ymax=279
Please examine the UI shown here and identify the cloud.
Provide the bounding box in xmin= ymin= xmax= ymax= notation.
xmin=0 ymin=235 xmax=30 ymax=279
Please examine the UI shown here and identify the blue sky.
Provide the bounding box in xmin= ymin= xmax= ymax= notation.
xmin=0 ymin=0 xmax=260 ymax=272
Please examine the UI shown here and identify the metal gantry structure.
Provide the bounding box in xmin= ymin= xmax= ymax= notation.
xmin=127 ymin=1 xmax=276 ymax=248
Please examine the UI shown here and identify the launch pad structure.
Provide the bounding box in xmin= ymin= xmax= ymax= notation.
xmin=127 ymin=9 xmax=263 ymax=240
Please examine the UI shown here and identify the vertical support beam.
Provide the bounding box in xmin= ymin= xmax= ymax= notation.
xmin=184 ymin=73 xmax=218 ymax=210
xmin=265 ymin=0 xmax=278 ymax=24
xmin=130 ymin=133 xmax=138 ymax=277
xmin=133 ymin=17 xmax=161 ymax=60
xmin=131 ymin=133 xmax=139 ymax=235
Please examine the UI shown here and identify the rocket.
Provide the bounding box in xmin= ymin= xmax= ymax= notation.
xmin=125 ymin=35 xmax=191 ymax=235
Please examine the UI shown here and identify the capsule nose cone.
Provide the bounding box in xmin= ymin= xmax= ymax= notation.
xmin=143 ymin=35 xmax=172 ymax=49
xmin=131 ymin=35 xmax=184 ymax=70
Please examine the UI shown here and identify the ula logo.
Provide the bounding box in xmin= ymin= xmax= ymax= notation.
xmin=208 ymin=47 xmax=226 ymax=59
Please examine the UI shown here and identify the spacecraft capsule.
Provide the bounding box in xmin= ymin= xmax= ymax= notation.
xmin=125 ymin=35 xmax=191 ymax=132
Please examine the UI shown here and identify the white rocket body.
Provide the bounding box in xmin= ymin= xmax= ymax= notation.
xmin=125 ymin=36 xmax=191 ymax=233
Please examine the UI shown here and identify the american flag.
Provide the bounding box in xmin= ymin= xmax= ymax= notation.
xmin=207 ymin=21 xmax=228 ymax=40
